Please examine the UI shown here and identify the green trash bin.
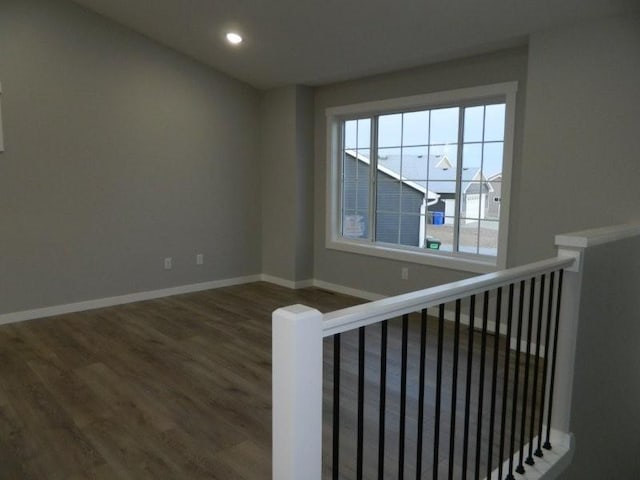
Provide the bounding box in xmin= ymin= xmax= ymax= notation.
xmin=425 ymin=237 xmax=441 ymax=250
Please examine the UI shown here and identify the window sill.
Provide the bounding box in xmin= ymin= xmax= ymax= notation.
xmin=327 ymin=238 xmax=500 ymax=274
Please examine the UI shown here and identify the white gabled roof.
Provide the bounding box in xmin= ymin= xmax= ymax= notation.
xmin=435 ymin=155 xmax=454 ymax=170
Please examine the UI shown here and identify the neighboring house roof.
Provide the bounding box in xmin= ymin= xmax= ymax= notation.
xmin=353 ymin=151 xmax=496 ymax=195
xmin=379 ymin=154 xmax=486 ymax=194
xmin=463 ymin=170 xmax=494 ymax=195
xmin=345 ymin=150 xmax=439 ymax=203
xmin=434 ymin=155 xmax=454 ymax=170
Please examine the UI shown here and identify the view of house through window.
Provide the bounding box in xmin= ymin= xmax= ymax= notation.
xmin=341 ymin=102 xmax=506 ymax=258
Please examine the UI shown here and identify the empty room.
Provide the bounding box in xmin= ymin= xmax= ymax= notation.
xmin=1 ymin=0 xmax=639 ymax=479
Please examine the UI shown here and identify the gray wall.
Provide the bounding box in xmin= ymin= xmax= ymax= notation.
xmin=513 ymin=14 xmax=640 ymax=265
xmin=314 ymin=48 xmax=529 ymax=295
xmin=0 ymin=0 xmax=261 ymax=314
xmin=314 ymin=12 xmax=640 ymax=297
xmin=260 ymin=87 xmax=297 ymax=281
xmin=260 ymin=85 xmax=314 ymax=282
xmin=561 ymin=235 xmax=640 ymax=478
xmin=2 ymin=0 xmax=638 ymax=321
xmin=293 ymin=86 xmax=315 ymax=281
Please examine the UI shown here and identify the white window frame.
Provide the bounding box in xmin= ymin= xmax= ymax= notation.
xmin=325 ymin=82 xmax=517 ymax=274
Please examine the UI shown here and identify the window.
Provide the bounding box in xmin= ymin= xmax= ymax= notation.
xmin=326 ymin=83 xmax=517 ymax=272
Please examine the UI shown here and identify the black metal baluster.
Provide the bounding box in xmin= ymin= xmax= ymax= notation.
xmin=498 ymin=284 xmax=514 ymax=480
xmin=448 ymin=300 xmax=462 ymax=480
xmin=487 ymin=287 xmax=503 ymax=479
xmin=516 ymin=277 xmax=536 ymax=474
xmin=462 ymin=296 xmax=476 ymax=478
xmin=535 ymin=272 xmax=555 ymax=457
xmin=527 ymin=274 xmax=546 ymax=465
xmin=544 ymin=269 xmax=564 ymax=450
xmin=357 ymin=327 xmax=366 ymax=480
xmin=433 ymin=304 xmax=445 ymax=480
xmin=416 ymin=309 xmax=428 ymax=480
xmin=399 ymin=315 xmax=409 ymax=480
xmin=378 ymin=321 xmax=388 ymax=479
xmin=333 ymin=333 xmax=341 ymax=480
xmin=506 ymin=281 xmax=526 ymax=480
xmin=475 ymin=291 xmax=490 ymax=479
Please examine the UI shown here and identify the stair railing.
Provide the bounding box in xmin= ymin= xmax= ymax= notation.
xmin=273 ymin=245 xmax=586 ymax=480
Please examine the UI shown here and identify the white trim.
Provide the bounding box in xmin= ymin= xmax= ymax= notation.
xmin=261 ymin=274 xmax=314 ymax=290
xmin=555 ymin=222 xmax=640 ymax=248
xmin=326 ymin=239 xmax=498 ymax=274
xmin=557 ymin=248 xmax=582 ymax=273
xmin=325 ymin=82 xmax=517 ymax=273
xmin=497 ymin=85 xmax=517 ymax=270
xmin=1 ymin=270 xmax=548 ymax=358
xmin=326 ymin=82 xmax=518 ymax=118
xmin=272 ymin=305 xmax=323 ymax=480
xmin=443 ymin=307 xmax=546 ymax=357
xmin=486 ymin=430 xmax=574 ymax=480
xmin=0 ymin=275 xmax=261 ymax=326
xmin=326 ymin=115 xmax=341 ymax=255
xmin=312 ymin=279 xmax=385 ymax=301
xmin=312 ymin=278 xmax=545 ymax=356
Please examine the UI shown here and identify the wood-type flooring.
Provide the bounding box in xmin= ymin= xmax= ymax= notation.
xmin=0 ymin=282 xmax=541 ymax=479
xmin=0 ymin=283 xmax=361 ymax=479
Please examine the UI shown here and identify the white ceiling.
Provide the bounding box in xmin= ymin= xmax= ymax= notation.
xmin=71 ymin=0 xmax=636 ymax=90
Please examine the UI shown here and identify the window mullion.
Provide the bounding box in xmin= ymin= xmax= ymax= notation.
xmin=339 ymin=120 xmax=345 ymax=238
xmin=478 ymin=106 xmax=486 ymax=255
xmin=369 ymin=116 xmax=378 ymax=243
xmin=397 ymin=114 xmax=404 ymax=245
xmin=454 ymin=107 xmax=465 ymax=254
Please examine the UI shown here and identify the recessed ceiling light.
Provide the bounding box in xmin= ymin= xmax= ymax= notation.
xmin=225 ymin=32 xmax=243 ymax=45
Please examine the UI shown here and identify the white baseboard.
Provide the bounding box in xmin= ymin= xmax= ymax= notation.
xmin=489 ymin=429 xmax=573 ymax=480
xmin=261 ymin=274 xmax=314 ymax=290
xmin=0 ymin=274 xmax=547 ymax=356
xmin=443 ymin=308 xmax=546 ymax=357
xmin=311 ymin=279 xmax=385 ymax=301
xmin=0 ymin=274 xmax=261 ymax=326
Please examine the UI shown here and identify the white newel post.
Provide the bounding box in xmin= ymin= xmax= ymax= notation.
xmin=551 ymin=242 xmax=585 ymax=434
xmin=272 ymin=304 xmax=323 ymax=480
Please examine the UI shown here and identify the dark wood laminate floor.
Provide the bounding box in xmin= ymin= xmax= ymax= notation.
xmin=0 ymin=282 xmax=362 ymax=479
xmin=0 ymin=282 xmax=540 ymax=479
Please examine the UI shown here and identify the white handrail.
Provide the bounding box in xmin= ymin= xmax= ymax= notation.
xmin=322 ymin=255 xmax=574 ymax=337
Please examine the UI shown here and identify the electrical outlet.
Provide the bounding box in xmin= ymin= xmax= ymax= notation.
xmin=401 ymin=267 xmax=409 ymax=280
xmin=196 ymin=253 xmax=204 ymax=265
xmin=164 ymin=257 xmax=172 ymax=270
